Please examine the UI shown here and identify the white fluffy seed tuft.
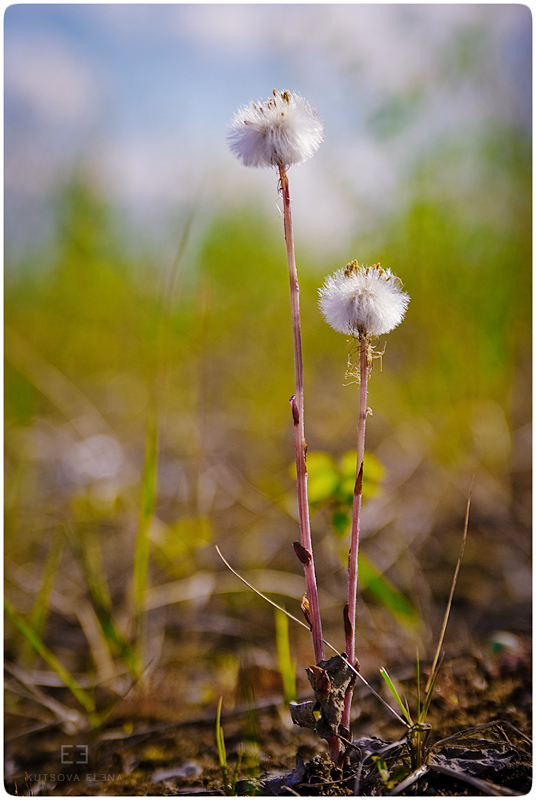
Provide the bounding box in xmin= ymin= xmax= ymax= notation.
xmin=319 ymin=261 xmax=409 ymax=338
xmin=228 ymin=89 xmax=323 ymax=169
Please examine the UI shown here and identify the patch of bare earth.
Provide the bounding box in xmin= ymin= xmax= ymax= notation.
xmin=5 ymin=639 xmax=531 ymax=796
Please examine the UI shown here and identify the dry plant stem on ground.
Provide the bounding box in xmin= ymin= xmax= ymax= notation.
xmin=342 ymin=334 xmax=370 ymax=734
xmin=278 ymin=164 xmax=324 ymax=667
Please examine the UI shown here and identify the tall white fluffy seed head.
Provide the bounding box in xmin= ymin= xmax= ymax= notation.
xmin=228 ymin=89 xmax=323 ymax=169
xmin=319 ymin=261 xmax=410 ymax=338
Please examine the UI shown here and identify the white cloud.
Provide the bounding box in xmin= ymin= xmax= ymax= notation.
xmin=5 ymin=31 xmax=104 ymax=124
xmin=178 ymin=4 xmax=274 ymax=55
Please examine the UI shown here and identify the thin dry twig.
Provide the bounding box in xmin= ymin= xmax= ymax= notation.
xmin=425 ymin=478 xmax=473 ymax=693
xmin=432 ymin=719 xmax=532 ymax=750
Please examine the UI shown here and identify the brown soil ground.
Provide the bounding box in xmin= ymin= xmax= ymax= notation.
xmin=5 ymin=638 xmax=531 ymax=796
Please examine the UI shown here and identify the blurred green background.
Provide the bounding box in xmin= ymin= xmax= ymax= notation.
xmin=4 ymin=5 xmax=531 ymax=734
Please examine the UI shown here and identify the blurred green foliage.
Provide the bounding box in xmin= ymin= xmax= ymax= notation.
xmin=370 ymin=130 xmax=531 ymax=465
xmin=153 ymin=515 xmax=213 ymax=579
xmin=4 ymin=122 xmax=531 ymax=707
xmin=275 ymin=607 xmax=297 ymax=704
xmin=306 ymin=450 xmax=418 ymax=626
xmin=307 ymin=450 xmax=385 ymax=535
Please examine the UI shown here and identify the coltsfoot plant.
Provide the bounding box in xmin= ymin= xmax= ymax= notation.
xmin=228 ymin=91 xmax=409 ymax=765
xmin=318 ymin=260 xmax=409 ymax=735
xmin=229 ymin=90 xmax=325 ymax=665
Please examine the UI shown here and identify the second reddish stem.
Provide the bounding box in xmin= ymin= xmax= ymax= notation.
xmin=341 ymin=333 xmax=370 ymax=735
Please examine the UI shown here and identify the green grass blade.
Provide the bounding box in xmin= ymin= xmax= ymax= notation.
xmin=416 ymin=650 xmax=421 ymax=722
xmin=275 ymin=607 xmax=296 ymax=704
xmin=92 ymin=607 xmax=138 ymax=676
xmin=425 ymin=483 xmax=472 ymax=693
xmin=5 ymin=598 xmax=97 ymax=722
xmin=81 ymin=532 xmax=111 ymax=607
xmin=230 ymin=745 xmax=243 ymax=795
xmin=69 ymin=528 xmax=138 ymax=676
xmin=216 ymin=697 xmax=229 ymax=792
xmin=132 ymin=407 xmax=159 ymax=667
xmin=22 ymin=528 xmax=65 ymax=667
xmin=380 ymin=667 xmax=413 ymax=726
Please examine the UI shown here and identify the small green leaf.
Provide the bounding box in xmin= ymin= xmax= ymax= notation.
xmin=306 ymin=452 xmax=340 ymax=505
xmin=372 ymin=755 xmax=390 ymax=782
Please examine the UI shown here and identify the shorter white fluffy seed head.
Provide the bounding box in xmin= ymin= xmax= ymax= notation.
xmin=228 ymin=89 xmax=323 ymax=169
xmin=319 ymin=261 xmax=410 ymax=338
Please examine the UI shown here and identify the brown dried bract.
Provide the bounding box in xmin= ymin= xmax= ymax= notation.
xmin=293 ymin=541 xmax=312 ymax=565
xmin=291 ymin=655 xmax=356 ymax=742
xmin=300 ymin=595 xmax=312 ymax=630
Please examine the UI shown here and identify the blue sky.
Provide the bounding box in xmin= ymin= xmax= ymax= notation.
xmin=4 ymin=4 xmax=531 ymax=259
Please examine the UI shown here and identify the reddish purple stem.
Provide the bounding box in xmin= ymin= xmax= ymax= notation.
xmin=341 ymin=333 xmax=369 ymax=734
xmin=279 ymin=166 xmax=324 ymax=667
